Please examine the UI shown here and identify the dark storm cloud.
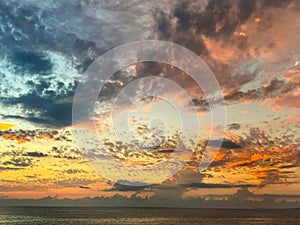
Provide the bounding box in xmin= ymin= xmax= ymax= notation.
xmin=209 ymin=139 xmax=241 ymax=149
xmin=104 ymin=180 xmax=153 ymax=192
xmin=0 ymin=0 xmax=159 ymax=127
xmin=192 ymin=98 xmax=210 ymax=112
xmin=0 ymin=115 xmax=53 ymax=125
xmin=0 ymin=0 xmax=161 ymax=62
xmin=260 ymin=0 xmax=294 ymax=8
xmin=104 ymin=184 xmax=147 ymax=192
xmin=159 ymin=0 xmax=256 ymax=43
xmin=9 ymin=51 xmax=53 ymax=75
xmin=155 ymin=1 xmax=207 ymax=54
xmin=1 ymin=89 xmax=76 ymax=127
xmin=24 ymin=152 xmax=48 ymax=158
xmin=228 ymin=123 xmax=241 ymax=130
xmin=238 ymin=0 xmax=256 ymax=22
xmin=151 ymin=1 xmax=256 ymax=103
xmin=1 ymin=0 xmax=298 ymax=128
xmin=173 ymin=1 xmax=191 ymax=32
xmin=44 ymin=102 xmax=74 ymax=126
xmin=183 ymin=182 xmax=256 ymax=189
xmin=0 ymin=1 xmax=76 ymax=54
xmin=0 ymin=54 xmax=79 ymax=126
xmin=193 ymin=0 xmax=242 ymax=38
xmin=155 ymin=11 xmax=172 ymax=40
xmin=79 ymin=186 xmax=91 ymax=189
xmin=167 ymin=0 xmax=295 ymax=41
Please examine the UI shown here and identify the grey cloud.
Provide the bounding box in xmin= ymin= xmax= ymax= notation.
xmin=260 ymin=0 xmax=294 ymax=8
xmin=0 ymin=166 xmax=22 ymax=171
xmin=0 ymin=0 xmax=161 ymax=127
xmin=183 ymin=182 xmax=256 ymax=189
xmin=24 ymin=152 xmax=48 ymax=158
xmin=208 ymin=139 xmax=241 ymax=149
xmin=65 ymin=169 xmax=87 ymax=175
xmin=104 ymin=184 xmax=148 ymax=192
xmin=152 ymin=0 xmax=300 ymax=109
xmin=228 ymin=123 xmax=241 ymax=130
xmin=226 ymin=79 xmax=298 ymax=102
xmin=1 ymin=87 xmax=76 ymax=127
xmin=1 ymin=187 xmax=299 ymax=208
xmin=79 ymin=186 xmax=91 ymax=189
xmin=24 ymin=175 xmax=39 ymax=179
xmin=0 ymin=128 xmax=60 ymax=142
xmin=10 ymin=51 xmax=53 ymax=75
xmin=3 ymin=157 xmax=32 ymax=168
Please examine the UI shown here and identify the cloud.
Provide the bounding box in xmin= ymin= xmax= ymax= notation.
xmin=208 ymin=139 xmax=241 ymax=149
xmin=0 ymin=166 xmax=21 ymax=171
xmin=3 ymin=157 xmax=32 ymax=168
xmin=0 ymin=187 xmax=299 ymax=208
xmin=65 ymin=169 xmax=87 ymax=175
xmin=24 ymin=152 xmax=48 ymax=158
xmin=273 ymin=92 xmax=300 ymax=110
xmin=10 ymin=51 xmax=53 ymax=75
xmin=228 ymin=123 xmax=241 ymax=130
xmin=79 ymin=186 xmax=91 ymax=189
xmin=0 ymin=0 xmax=299 ymax=202
xmin=0 ymin=0 xmax=163 ymax=127
xmin=152 ymin=0 xmax=300 ymax=113
xmin=1 ymin=0 xmax=299 ymax=129
xmin=205 ymin=126 xmax=299 ymax=186
xmin=183 ymin=182 xmax=256 ymax=189
xmin=0 ymin=129 xmax=61 ymax=143
xmin=104 ymin=183 xmax=149 ymax=192
xmin=224 ymin=78 xmax=299 ymax=104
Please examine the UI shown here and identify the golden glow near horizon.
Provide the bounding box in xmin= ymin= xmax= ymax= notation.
xmin=1 ymin=100 xmax=299 ymax=199
xmin=0 ymin=123 xmax=16 ymax=131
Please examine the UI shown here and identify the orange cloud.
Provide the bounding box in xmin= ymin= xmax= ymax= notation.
xmin=0 ymin=129 xmax=62 ymax=144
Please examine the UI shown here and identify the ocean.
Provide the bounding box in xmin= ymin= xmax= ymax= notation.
xmin=0 ymin=207 xmax=300 ymax=225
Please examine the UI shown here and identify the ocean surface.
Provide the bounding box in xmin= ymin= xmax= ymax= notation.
xmin=0 ymin=207 xmax=299 ymax=225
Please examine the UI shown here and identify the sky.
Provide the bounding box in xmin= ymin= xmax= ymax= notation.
xmin=0 ymin=0 xmax=299 ymax=207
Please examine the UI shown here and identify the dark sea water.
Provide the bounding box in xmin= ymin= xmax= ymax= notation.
xmin=0 ymin=207 xmax=300 ymax=225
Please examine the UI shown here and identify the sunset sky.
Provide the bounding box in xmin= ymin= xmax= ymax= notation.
xmin=0 ymin=0 xmax=299 ymax=204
